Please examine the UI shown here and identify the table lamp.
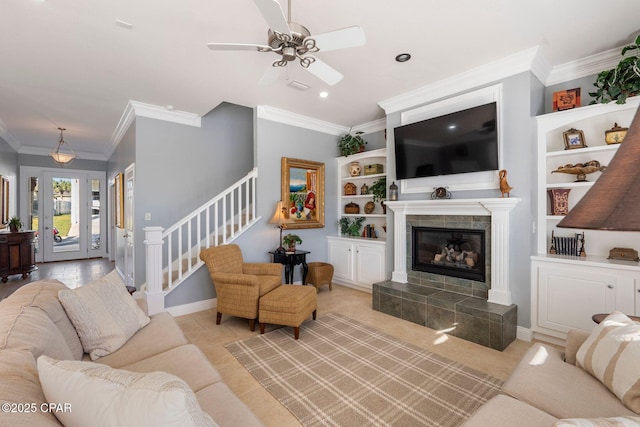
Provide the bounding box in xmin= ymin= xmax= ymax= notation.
xmin=268 ymin=200 xmax=293 ymax=253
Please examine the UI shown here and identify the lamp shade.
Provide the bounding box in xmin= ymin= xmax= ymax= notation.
xmin=558 ymin=105 xmax=640 ymax=231
xmin=268 ymin=201 xmax=293 ymax=225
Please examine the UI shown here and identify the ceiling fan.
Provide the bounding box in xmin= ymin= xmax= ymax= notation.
xmin=207 ymin=0 xmax=366 ymax=86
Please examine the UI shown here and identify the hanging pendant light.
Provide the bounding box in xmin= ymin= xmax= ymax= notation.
xmin=49 ymin=127 xmax=77 ymax=167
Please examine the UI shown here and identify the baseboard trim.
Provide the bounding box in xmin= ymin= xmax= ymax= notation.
xmin=516 ymin=326 xmax=533 ymax=342
xmin=166 ymin=298 xmax=216 ymax=317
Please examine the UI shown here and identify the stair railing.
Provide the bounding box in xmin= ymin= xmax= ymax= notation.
xmin=145 ymin=167 xmax=258 ymax=314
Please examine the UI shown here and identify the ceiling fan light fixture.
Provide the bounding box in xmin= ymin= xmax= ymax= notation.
xmin=49 ymin=127 xmax=77 ymax=167
xmin=395 ymin=53 xmax=412 ymax=63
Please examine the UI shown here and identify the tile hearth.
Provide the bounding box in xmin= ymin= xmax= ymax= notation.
xmin=372 ymin=280 xmax=517 ymax=351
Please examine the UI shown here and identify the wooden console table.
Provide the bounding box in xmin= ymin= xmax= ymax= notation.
xmin=0 ymin=231 xmax=37 ymax=282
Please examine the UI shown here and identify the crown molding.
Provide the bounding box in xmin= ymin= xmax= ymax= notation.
xmin=352 ymin=118 xmax=386 ymax=134
xmin=107 ymin=100 xmax=202 ymax=158
xmin=0 ymin=118 xmax=21 ymax=152
xmin=545 ymin=45 xmax=625 ymax=86
xmin=379 ymin=46 xmax=543 ymax=115
xmin=257 ymin=105 xmax=348 ymax=136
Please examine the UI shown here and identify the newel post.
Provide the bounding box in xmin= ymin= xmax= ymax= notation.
xmin=144 ymin=226 xmax=165 ymax=315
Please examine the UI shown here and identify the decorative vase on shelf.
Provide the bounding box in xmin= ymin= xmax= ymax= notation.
xmin=349 ymin=161 xmax=361 ymax=177
xmin=548 ymin=188 xmax=571 ymax=215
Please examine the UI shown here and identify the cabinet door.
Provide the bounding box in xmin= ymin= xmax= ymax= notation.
xmin=538 ymin=266 xmax=616 ymax=333
xmin=355 ymin=243 xmax=385 ymax=286
xmin=328 ymin=239 xmax=354 ymax=282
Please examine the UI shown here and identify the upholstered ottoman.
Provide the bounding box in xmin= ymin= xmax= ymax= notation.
xmin=304 ymin=262 xmax=334 ymax=291
xmin=259 ymin=285 xmax=317 ymax=339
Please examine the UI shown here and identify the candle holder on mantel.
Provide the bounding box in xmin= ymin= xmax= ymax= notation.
xmin=548 ymin=188 xmax=571 ymax=215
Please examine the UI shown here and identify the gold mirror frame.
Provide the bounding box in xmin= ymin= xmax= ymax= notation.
xmin=0 ymin=176 xmax=8 ymax=227
xmin=281 ymin=157 xmax=325 ymax=229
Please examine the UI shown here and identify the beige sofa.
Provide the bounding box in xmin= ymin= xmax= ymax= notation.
xmin=0 ymin=272 xmax=263 ymax=427
xmin=464 ymin=330 xmax=637 ymax=426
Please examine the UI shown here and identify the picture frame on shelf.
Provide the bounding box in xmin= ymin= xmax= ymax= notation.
xmin=553 ymin=88 xmax=581 ymax=111
xmin=563 ymin=128 xmax=587 ymax=150
xmin=281 ymin=157 xmax=325 ymax=229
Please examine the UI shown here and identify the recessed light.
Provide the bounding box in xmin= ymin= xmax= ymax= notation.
xmin=319 ymin=91 xmax=328 ymax=98
xmin=448 ymin=124 xmax=457 ymax=130
xmin=395 ymin=53 xmax=411 ymax=63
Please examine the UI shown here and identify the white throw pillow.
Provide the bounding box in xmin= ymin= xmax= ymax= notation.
xmin=576 ymin=311 xmax=640 ymax=413
xmin=58 ymin=274 xmax=150 ymax=360
xmin=554 ymin=416 xmax=640 ymax=426
xmin=37 ymin=355 xmax=216 ymax=427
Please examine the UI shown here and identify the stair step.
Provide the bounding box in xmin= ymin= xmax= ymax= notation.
xmin=162 ymin=257 xmax=199 ymax=290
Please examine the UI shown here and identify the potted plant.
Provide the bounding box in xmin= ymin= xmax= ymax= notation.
xmin=590 ymin=33 xmax=640 ymax=105
xmin=282 ymin=234 xmax=302 ymax=251
xmin=338 ymin=130 xmax=367 ymax=157
xmin=370 ymin=176 xmax=387 ymax=203
xmin=8 ymin=216 xmax=23 ymax=233
xmin=338 ymin=217 xmax=365 ymax=237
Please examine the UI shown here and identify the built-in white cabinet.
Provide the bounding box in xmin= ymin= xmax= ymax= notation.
xmin=531 ymin=97 xmax=640 ymax=342
xmin=327 ymin=236 xmax=386 ymax=292
xmin=531 ymin=256 xmax=638 ymax=340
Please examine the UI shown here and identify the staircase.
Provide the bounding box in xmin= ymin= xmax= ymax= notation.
xmin=144 ymin=168 xmax=259 ymax=314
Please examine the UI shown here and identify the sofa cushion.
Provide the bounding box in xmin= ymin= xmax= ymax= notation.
xmin=58 ymin=273 xmax=150 ymax=360
xmin=0 ymin=349 xmax=61 ymax=426
xmin=89 ymin=311 xmax=189 ymax=368
xmin=121 ymin=344 xmax=223 ymax=393
xmin=554 ymin=416 xmax=640 ymax=426
xmin=503 ymin=343 xmax=635 ymax=418
xmin=1 ymin=279 xmax=84 ymax=360
xmin=38 ymin=355 xmax=217 ymax=427
xmin=0 ymin=305 xmax=74 ymax=360
xmin=576 ymin=311 xmax=640 ymax=413
xmin=196 ymin=382 xmax=264 ymax=427
xmin=462 ymin=394 xmax=558 ymax=427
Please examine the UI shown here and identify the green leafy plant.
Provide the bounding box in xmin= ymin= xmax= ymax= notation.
xmin=282 ymin=234 xmax=302 ymax=249
xmin=338 ymin=217 xmax=365 ymax=237
xmin=338 ymin=130 xmax=367 ymax=157
xmin=590 ymin=34 xmax=640 ymax=105
xmin=369 ymin=176 xmax=387 ymax=202
xmin=8 ymin=216 xmax=23 ymax=232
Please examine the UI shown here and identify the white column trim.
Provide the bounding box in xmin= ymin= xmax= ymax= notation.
xmin=385 ymin=198 xmax=520 ymax=306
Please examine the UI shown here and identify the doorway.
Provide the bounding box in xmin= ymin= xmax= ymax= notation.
xmin=21 ymin=167 xmax=107 ymax=263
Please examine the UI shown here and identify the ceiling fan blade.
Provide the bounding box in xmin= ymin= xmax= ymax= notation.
xmin=253 ymin=0 xmax=291 ymax=35
xmin=305 ymin=57 xmax=343 ymax=86
xmin=207 ymin=43 xmax=272 ymax=51
xmin=308 ymin=26 xmax=366 ymax=52
xmin=259 ymin=64 xmax=283 ymax=86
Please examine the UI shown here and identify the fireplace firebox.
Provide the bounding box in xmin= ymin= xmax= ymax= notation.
xmin=412 ymin=227 xmax=485 ymax=282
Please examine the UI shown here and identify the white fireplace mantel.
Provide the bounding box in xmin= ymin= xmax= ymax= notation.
xmin=385 ymin=198 xmax=521 ymax=306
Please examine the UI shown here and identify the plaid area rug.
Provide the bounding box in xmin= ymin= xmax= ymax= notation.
xmin=226 ymin=313 xmax=502 ymax=426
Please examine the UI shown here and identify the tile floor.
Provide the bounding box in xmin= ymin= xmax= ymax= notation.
xmin=2 ymin=259 xmax=535 ymax=427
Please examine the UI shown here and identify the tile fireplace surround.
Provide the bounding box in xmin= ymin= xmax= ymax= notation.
xmin=375 ymin=198 xmax=520 ymax=350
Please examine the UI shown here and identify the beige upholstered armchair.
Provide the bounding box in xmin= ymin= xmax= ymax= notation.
xmin=199 ymin=244 xmax=282 ymax=331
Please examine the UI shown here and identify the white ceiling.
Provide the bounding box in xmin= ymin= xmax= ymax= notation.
xmin=1 ymin=0 xmax=639 ymax=160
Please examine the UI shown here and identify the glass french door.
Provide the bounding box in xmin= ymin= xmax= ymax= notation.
xmin=21 ymin=167 xmax=106 ymax=263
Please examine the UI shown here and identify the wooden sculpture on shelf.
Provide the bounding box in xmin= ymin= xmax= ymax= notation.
xmin=499 ymin=169 xmax=513 ymax=197
xmin=551 ymin=160 xmax=607 ymax=182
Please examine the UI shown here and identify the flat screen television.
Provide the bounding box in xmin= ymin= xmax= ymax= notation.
xmin=394 ymin=102 xmax=498 ymax=180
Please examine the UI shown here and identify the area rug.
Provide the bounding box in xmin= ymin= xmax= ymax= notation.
xmin=225 ymin=313 xmax=502 ymax=426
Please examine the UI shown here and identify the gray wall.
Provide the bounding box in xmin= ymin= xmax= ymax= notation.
xmin=129 ymin=103 xmax=255 ymax=307
xmin=235 ymin=119 xmax=340 ymax=283
xmin=385 ymin=71 xmax=543 ymax=328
